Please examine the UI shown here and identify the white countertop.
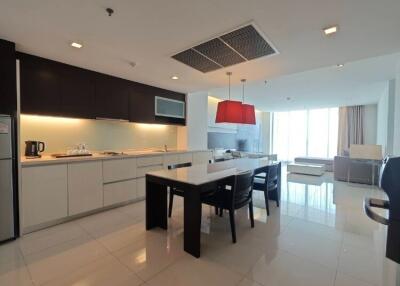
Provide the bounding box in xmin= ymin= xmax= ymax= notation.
xmin=147 ymin=158 xmax=280 ymax=186
xmin=21 ymin=149 xmax=209 ymax=166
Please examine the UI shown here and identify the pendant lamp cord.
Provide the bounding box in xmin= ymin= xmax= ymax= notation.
xmin=241 ymin=79 xmax=246 ymax=103
xmin=227 ymin=72 xmax=232 ymax=100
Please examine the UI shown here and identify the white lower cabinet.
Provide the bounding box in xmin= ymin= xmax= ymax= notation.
xmin=22 ymin=164 xmax=68 ymax=229
xmin=163 ymin=154 xmax=180 ymax=168
xmin=192 ymin=151 xmax=213 ymax=164
xmin=103 ymin=179 xmax=137 ymax=206
xmin=136 ymin=177 xmax=146 ymax=198
xmin=179 ymin=153 xmax=193 ymax=164
xmin=68 ymin=161 xmax=103 ymax=216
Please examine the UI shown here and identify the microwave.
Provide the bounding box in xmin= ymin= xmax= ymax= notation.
xmin=155 ymin=96 xmax=185 ymax=119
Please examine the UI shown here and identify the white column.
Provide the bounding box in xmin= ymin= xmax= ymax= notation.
xmin=177 ymin=91 xmax=208 ymax=150
xmin=392 ymin=61 xmax=400 ymax=155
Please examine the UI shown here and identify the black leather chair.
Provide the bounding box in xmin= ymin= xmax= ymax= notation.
xmin=253 ymin=163 xmax=280 ymax=216
xmin=203 ymin=171 xmax=255 ymax=243
xmin=168 ymin=162 xmax=192 ymax=217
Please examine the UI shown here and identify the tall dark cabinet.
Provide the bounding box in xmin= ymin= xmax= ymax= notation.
xmin=0 ymin=40 xmax=17 ymax=115
xmin=0 ymin=39 xmax=19 ymax=239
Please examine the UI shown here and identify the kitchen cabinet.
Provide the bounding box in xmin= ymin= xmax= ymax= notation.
xmin=68 ymin=161 xmax=103 ymax=216
xmin=18 ymin=52 xmax=186 ymax=124
xmin=163 ymin=154 xmax=180 ymax=168
xmin=137 ymin=155 xmax=163 ymax=167
xmin=95 ymin=74 xmax=130 ymax=120
xmin=19 ymin=53 xmax=96 ymax=118
xmin=136 ymin=177 xmax=146 ymax=199
xmin=179 ymin=153 xmax=193 ymax=164
xmin=20 ymin=151 xmax=211 ymax=232
xmin=103 ymin=158 xmax=137 ymax=183
xmin=129 ymin=83 xmax=186 ymax=125
xmin=0 ymin=40 xmax=17 ymax=115
xmin=21 ymin=164 xmax=68 ymax=229
xmin=104 ymin=179 xmax=137 ymax=206
xmin=192 ymin=151 xmax=213 ymax=164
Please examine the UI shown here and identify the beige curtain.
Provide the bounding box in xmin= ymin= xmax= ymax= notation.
xmin=337 ymin=105 xmax=364 ymax=156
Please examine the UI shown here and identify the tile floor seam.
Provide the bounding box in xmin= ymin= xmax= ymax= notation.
xmin=18 ymin=221 xmax=89 ymax=258
xmin=105 ymin=243 xmax=146 ymax=284
xmin=16 ymin=241 xmax=37 ymax=286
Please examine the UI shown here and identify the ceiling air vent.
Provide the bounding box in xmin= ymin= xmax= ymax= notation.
xmin=172 ymin=24 xmax=277 ymax=73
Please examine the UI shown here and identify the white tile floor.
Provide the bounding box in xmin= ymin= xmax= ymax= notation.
xmin=1 ymin=169 xmax=397 ymax=286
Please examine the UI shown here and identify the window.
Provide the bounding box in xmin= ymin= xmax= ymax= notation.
xmin=272 ymin=107 xmax=338 ymax=161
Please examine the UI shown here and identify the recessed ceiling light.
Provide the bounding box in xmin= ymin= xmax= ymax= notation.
xmin=71 ymin=42 xmax=83 ymax=49
xmin=323 ymin=26 xmax=338 ymax=36
xmin=171 ymin=76 xmax=179 ymax=80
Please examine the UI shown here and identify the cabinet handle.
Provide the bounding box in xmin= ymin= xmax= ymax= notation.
xmin=95 ymin=117 xmax=129 ymax=122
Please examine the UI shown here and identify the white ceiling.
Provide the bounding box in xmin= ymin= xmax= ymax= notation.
xmin=1 ymin=0 xmax=400 ymax=104
xmin=209 ymin=52 xmax=400 ymax=111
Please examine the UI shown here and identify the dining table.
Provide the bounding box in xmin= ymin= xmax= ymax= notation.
xmin=145 ymin=157 xmax=281 ymax=258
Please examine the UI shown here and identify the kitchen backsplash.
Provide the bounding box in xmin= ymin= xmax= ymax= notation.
xmin=20 ymin=115 xmax=178 ymax=154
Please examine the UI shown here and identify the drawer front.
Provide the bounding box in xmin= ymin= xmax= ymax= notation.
xmin=103 ymin=179 xmax=137 ymax=206
xmin=163 ymin=154 xmax=180 ymax=168
xmin=193 ymin=151 xmax=213 ymax=165
xmin=68 ymin=161 xmax=103 ymax=216
xmin=137 ymin=156 xmax=163 ymax=167
xmin=103 ymin=158 xmax=137 ymax=183
xmin=136 ymin=177 xmax=146 ymax=198
xmin=179 ymin=153 xmax=193 ymax=164
xmin=137 ymin=165 xmax=163 ymax=177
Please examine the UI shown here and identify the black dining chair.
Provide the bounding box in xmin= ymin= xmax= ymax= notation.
xmin=168 ymin=162 xmax=192 ymax=217
xmin=253 ymin=163 xmax=280 ymax=216
xmin=203 ymin=171 xmax=255 ymax=243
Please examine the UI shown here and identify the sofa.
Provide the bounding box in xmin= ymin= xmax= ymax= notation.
xmin=334 ymin=156 xmax=380 ymax=185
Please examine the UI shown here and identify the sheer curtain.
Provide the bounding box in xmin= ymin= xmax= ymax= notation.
xmin=337 ymin=105 xmax=364 ymax=156
xmin=272 ymin=108 xmax=338 ymax=161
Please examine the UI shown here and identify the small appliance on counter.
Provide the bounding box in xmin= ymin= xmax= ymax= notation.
xmin=364 ymin=156 xmax=400 ymax=264
xmin=24 ymin=140 xmax=45 ymax=158
xmin=51 ymin=143 xmax=93 ymax=158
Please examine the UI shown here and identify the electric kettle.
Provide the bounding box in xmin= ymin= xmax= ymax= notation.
xmin=25 ymin=141 xmax=45 ymax=157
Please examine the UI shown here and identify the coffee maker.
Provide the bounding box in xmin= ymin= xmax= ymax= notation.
xmin=25 ymin=141 xmax=45 ymax=158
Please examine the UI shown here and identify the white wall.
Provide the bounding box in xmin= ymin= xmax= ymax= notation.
xmin=393 ymin=63 xmax=400 ymax=155
xmin=178 ymin=92 xmax=208 ymax=150
xmin=377 ymin=84 xmax=389 ymax=154
xmin=363 ymin=104 xmax=378 ymax=145
xmin=376 ymin=80 xmax=396 ymax=155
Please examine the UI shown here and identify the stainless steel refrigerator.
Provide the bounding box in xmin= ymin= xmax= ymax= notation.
xmin=0 ymin=114 xmax=16 ymax=242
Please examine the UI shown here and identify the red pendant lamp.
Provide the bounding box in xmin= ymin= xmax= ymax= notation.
xmin=240 ymin=79 xmax=256 ymax=125
xmin=215 ymin=72 xmax=243 ymax=124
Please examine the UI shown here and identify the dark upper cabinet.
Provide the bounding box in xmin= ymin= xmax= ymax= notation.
xmin=58 ymin=67 xmax=95 ymax=119
xmin=19 ymin=53 xmax=95 ymax=118
xmin=95 ymin=75 xmax=130 ymax=120
xmin=18 ymin=52 xmax=186 ymax=125
xmin=129 ymin=83 xmax=156 ymax=123
xmin=0 ymin=40 xmax=17 ymax=115
xmin=129 ymin=83 xmax=186 ymax=125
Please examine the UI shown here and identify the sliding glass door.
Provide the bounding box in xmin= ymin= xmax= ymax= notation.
xmin=272 ymin=107 xmax=338 ymax=161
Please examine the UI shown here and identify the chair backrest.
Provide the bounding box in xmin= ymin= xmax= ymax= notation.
xmin=267 ymin=164 xmax=279 ymax=184
xmin=232 ymin=171 xmax=254 ymax=209
xmin=168 ymin=162 xmax=192 ymax=170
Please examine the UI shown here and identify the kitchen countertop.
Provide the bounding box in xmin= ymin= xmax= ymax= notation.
xmin=21 ymin=149 xmax=210 ymax=166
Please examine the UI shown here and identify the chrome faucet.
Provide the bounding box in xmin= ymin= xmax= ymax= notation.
xmin=164 ymin=144 xmax=168 ymax=152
